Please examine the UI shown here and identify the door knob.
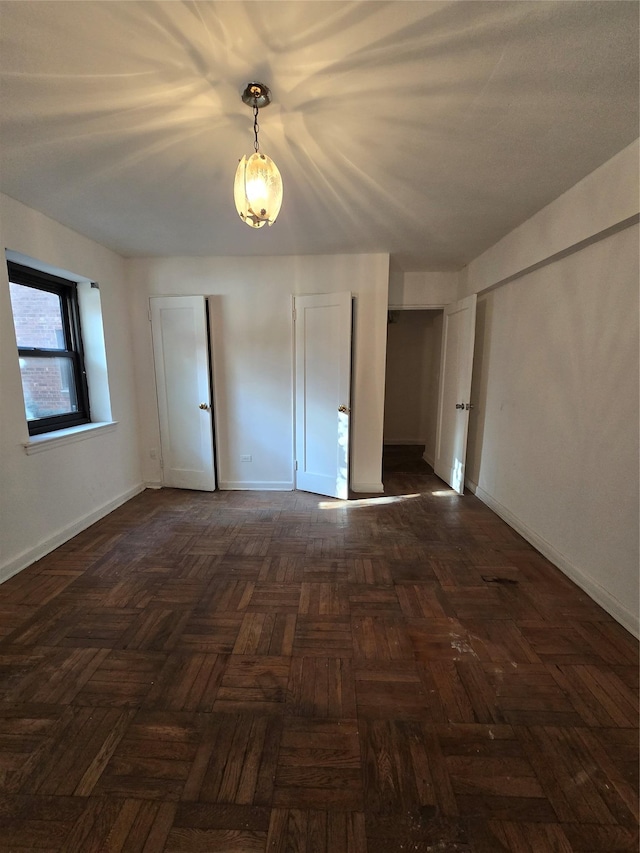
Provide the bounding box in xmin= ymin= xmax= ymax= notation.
xmin=455 ymin=403 xmax=464 ymax=410
xmin=466 ymin=403 xmax=475 ymax=410
xmin=338 ymin=405 xmax=350 ymax=414
xmin=199 ymin=403 xmax=211 ymax=411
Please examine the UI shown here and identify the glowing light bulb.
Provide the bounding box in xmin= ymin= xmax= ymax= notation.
xmin=234 ymin=152 xmax=283 ymax=228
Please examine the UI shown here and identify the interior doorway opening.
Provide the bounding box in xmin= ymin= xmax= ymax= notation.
xmin=383 ymin=309 xmax=443 ymax=472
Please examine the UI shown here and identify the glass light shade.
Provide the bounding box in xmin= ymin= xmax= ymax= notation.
xmin=234 ymin=152 xmax=283 ymax=228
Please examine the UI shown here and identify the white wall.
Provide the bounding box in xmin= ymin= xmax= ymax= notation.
xmin=0 ymin=194 xmax=142 ymax=581
xmin=128 ymin=253 xmax=390 ymax=494
xmin=422 ymin=312 xmax=443 ymax=466
xmin=389 ymin=270 xmax=459 ymax=308
xmin=459 ymin=141 xmax=639 ymax=297
xmin=384 ymin=311 xmax=442 ymax=458
xmin=463 ymin=140 xmax=639 ymax=636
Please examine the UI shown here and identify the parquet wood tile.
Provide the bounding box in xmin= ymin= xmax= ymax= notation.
xmin=354 ymin=659 xmax=431 ymax=720
xmin=3 ymin=602 xmax=78 ymax=648
xmin=208 ymin=555 xmax=265 ymax=580
xmin=266 ymin=808 xmax=367 ymax=853
xmin=300 ymin=557 xmax=350 ymax=582
xmin=246 ymin=582 xmax=301 ymax=613
xmin=4 ymin=647 xmax=111 ymax=705
xmin=408 ymin=616 xmax=474 ymax=661
xmin=299 ymin=581 xmax=350 ymax=617
xmin=93 ymin=711 xmax=206 ymax=801
xmin=143 ymin=652 xmax=227 ymax=712
xmin=419 ymin=660 xmax=476 ymax=723
xmin=561 ymin=823 xmax=640 ymax=851
xmin=60 ymin=797 xmax=177 ymax=853
xmin=256 ymin=555 xmax=302 ymax=583
xmin=233 ymin=612 xmax=296 ymax=656
xmin=55 ymin=609 xmax=139 ymax=649
xmin=516 ymin=725 xmax=635 ymax=825
xmin=0 ymin=605 xmax=38 ymax=642
xmin=73 ymin=650 xmax=165 ymax=708
xmin=274 ymin=719 xmax=362 ymax=809
xmin=478 ymin=820 xmax=574 ymax=853
xmin=361 ymin=717 xmax=458 ymax=821
xmin=455 ymin=659 xmax=504 ymax=724
xmin=0 ymin=794 xmax=88 ymax=852
xmin=347 ymin=557 xmax=392 ymax=585
xmin=463 ymin=619 xmax=542 ymax=665
xmin=430 ymin=557 xmax=486 ymax=590
xmin=0 ymin=446 xmax=637 ymax=851
xmin=27 ymin=706 xmax=136 ymax=797
xmin=182 ymin=713 xmax=281 ymax=806
xmin=484 ymin=662 xmax=586 ymax=727
xmin=347 ymin=584 xmax=401 ymax=616
xmin=549 ymin=663 xmax=639 ymax=727
xmin=0 ymin=706 xmax=71 ymax=794
xmin=213 ymin=655 xmax=290 ymax=715
xmin=351 ymin=615 xmax=414 ymax=660
xmin=166 ymin=803 xmax=269 ymax=853
xmin=288 ymin=656 xmax=356 ymax=718
xmin=574 ymin=620 xmax=640 ymax=667
xmin=395 ymin=582 xmax=448 ymax=618
xmin=293 ymin=617 xmax=353 ymax=657
xmin=177 ymin=615 xmax=243 ymax=654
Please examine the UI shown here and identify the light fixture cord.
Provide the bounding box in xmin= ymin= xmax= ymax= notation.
xmin=253 ymin=100 xmax=260 ymax=153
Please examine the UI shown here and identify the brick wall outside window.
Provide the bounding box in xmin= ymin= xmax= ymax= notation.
xmin=9 ymin=283 xmax=72 ymax=418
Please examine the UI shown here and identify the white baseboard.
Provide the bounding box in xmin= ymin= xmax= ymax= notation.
xmin=0 ymin=483 xmax=145 ymax=586
xmin=219 ymin=481 xmax=294 ymax=491
xmin=467 ymin=480 xmax=639 ymax=638
xmin=422 ymin=450 xmax=435 ymax=467
xmin=383 ymin=439 xmax=426 ymax=446
xmin=351 ymin=481 xmax=384 ymax=494
xmin=220 ymin=479 xmax=385 ymax=495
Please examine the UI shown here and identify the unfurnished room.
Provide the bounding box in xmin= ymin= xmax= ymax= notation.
xmin=0 ymin=2 xmax=638 ymax=851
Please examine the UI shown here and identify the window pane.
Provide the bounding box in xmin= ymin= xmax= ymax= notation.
xmin=9 ymin=282 xmax=65 ymax=349
xmin=18 ymin=356 xmax=78 ymax=420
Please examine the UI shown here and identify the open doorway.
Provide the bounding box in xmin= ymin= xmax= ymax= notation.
xmin=383 ymin=309 xmax=443 ymax=476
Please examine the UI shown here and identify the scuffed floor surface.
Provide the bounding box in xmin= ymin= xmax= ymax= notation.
xmin=0 ymin=449 xmax=637 ymax=851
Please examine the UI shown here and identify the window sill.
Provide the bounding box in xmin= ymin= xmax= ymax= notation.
xmin=23 ymin=421 xmax=118 ymax=455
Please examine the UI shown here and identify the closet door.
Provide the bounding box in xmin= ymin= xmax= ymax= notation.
xmin=434 ymin=294 xmax=476 ymax=494
xmin=294 ymin=292 xmax=352 ymax=499
xmin=150 ymin=295 xmax=216 ymax=490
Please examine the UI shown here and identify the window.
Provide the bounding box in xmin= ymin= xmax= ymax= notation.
xmin=8 ymin=261 xmax=90 ymax=435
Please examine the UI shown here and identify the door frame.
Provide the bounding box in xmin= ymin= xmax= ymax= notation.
xmin=384 ymin=299 xmax=476 ymax=492
xmin=292 ymin=292 xmax=353 ymax=499
xmin=150 ymin=294 xmax=217 ymax=491
xmin=433 ymin=294 xmax=477 ymax=494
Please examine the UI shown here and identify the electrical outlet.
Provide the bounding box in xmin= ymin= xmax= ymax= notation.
xmin=240 ymin=454 xmax=252 ymax=462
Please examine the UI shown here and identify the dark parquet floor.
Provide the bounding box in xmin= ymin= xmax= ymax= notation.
xmin=0 ymin=446 xmax=637 ymax=851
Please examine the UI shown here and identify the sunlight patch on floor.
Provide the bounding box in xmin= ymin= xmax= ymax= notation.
xmin=318 ymin=493 xmax=421 ymax=510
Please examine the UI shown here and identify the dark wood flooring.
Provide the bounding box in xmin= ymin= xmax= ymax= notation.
xmin=0 ymin=446 xmax=637 ymax=851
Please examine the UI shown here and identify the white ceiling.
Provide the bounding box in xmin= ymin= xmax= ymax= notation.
xmin=0 ymin=1 xmax=637 ymax=270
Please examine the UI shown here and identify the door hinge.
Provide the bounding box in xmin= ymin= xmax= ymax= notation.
xmin=292 ymin=308 xmax=296 ymax=321
xmin=295 ymin=460 xmax=298 ymax=471
xmin=148 ymin=308 xmax=152 ymax=322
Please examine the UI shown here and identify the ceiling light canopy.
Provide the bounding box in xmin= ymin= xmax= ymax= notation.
xmin=234 ymin=82 xmax=283 ymax=229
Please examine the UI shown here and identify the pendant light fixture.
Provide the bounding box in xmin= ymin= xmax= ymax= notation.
xmin=234 ymin=82 xmax=283 ymax=228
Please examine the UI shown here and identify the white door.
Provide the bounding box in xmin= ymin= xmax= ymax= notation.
xmin=434 ymin=294 xmax=477 ymax=494
xmin=294 ymin=292 xmax=352 ymax=499
xmin=150 ymin=296 xmax=216 ymax=491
